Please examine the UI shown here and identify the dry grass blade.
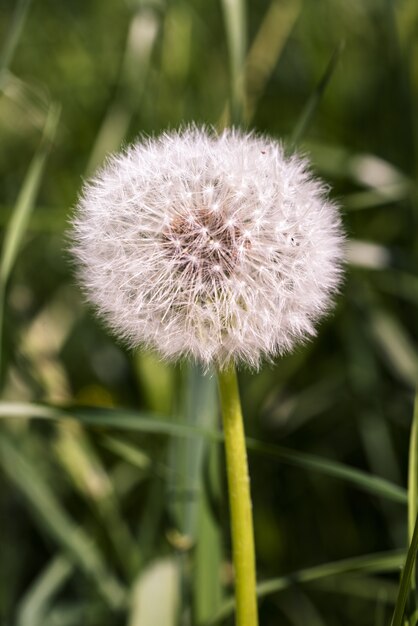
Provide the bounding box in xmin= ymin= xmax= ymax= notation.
xmin=128 ymin=558 xmax=179 ymax=626
xmin=346 ymin=240 xmax=391 ymax=270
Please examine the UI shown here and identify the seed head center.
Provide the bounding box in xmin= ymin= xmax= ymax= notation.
xmin=163 ymin=207 xmax=241 ymax=282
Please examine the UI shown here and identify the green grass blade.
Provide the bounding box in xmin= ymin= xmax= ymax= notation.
xmin=0 ymin=103 xmax=60 ymax=285
xmin=135 ymin=351 xmax=174 ymax=415
xmin=166 ymin=364 xmax=219 ymax=624
xmin=391 ymin=514 xmax=418 ymax=626
xmin=0 ymin=103 xmax=60 ymax=375
xmin=86 ymin=5 xmax=161 ymax=174
xmin=246 ymin=436 xmax=407 ymax=505
xmin=408 ymin=387 xmax=418 ymax=607
xmin=375 ymin=272 xmax=418 ymax=306
xmin=0 ymin=401 xmax=408 ymax=504
xmin=190 ymin=370 xmax=223 ymax=622
xmin=409 ymin=389 xmax=418 ymax=553
xmin=313 ymin=574 xmax=398 ymax=604
xmin=17 ymin=555 xmax=74 ymax=626
xmin=289 ymin=42 xmax=344 ymax=150
xmin=369 ymin=311 xmax=418 ymax=387
xmin=204 ymin=550 xmax=405 ymax=625
xmin=0 ymin=433 xmax=127 ymax=610
xmin=344 ymin=183 xmax=413 ymax=210
xmin=0 ymin=0 xmax=32 ymax=76
xmin=220 ymin=0 xmax=247 ymax=125
xmin=101 ymin=435 xmax=152 ymax=472
xmin=195 ymin=460 xmax=223 ymax=622
xmin=41 ymin=604 xmax=107 ymax=626
xmin=53 ymin=426 xmax=141 ymax=580
xmin=167 ymin=364 xmax=216 ymax=541
xmin=245 ymin=0 xmax=301 ymax=124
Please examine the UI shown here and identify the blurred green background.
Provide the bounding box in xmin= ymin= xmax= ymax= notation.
xmin=0 ymin=0 xmax=417 ymax=625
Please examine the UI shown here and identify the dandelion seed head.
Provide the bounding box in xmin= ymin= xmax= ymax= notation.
xmin=71 ymin=126 xmax=345 ymax=369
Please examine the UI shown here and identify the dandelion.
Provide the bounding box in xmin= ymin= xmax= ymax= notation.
xmin=71 ymin=126 xmax=344 ymax=371
xmin=71 ymin=126 xmax=345 ymax=626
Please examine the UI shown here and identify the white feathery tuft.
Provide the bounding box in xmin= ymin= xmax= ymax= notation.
xmin=71 ymin=126 xmax=345 ymax=370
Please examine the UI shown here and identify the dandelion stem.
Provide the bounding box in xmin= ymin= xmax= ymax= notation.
xmin=217 ymin=364 xmax=258 ymax=626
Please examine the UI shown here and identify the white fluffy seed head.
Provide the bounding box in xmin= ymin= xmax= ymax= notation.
xmin=71 ymin=126 xmax=345 ymax=370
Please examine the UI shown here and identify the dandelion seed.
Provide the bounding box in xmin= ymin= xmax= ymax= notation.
xmin=71 ymin=126 xmax=345 ymax=369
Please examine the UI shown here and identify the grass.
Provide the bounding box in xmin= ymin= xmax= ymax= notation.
xmin=0 ymin=1 xmax=418 ymax=625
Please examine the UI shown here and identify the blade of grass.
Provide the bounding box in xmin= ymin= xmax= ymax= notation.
xmin=313 ymin=574 xmax=398 ymax=604
xmin=0 ymin=72 xmax=49 ymax=127
xmin=169 ymin=364 xmax=217 ymax=540
xmin=204 ymin=550 xmax=405 ymax=625
xmin=218 ymin=0 xmax=300 ymax=127
xmin=100 ymin=435 xmax=152 ymax=472
xmin=305 ymin=141 xmax=413 ymax=192
xmin=344 ymin=183 xmax=413 ymax=210
xmin=0 ymin=102 xmax=60 ymax=376
xmin=247 ymin=436 xmax=408 ymax=505
xmin=289 ymin=42 xmax=345 ymax=150
xmin=408 ymin=386 xmax=418 ymax=621
xmin=369 ymin=311 xmax=418 ymax=387
xmin=0 ymin=0 xmax=32 ymax=80
xmin=17 ymin=555 xmax=74 ymax=626
xmin=102 ymin=433 xmax=214 ymax=487
xmin=375 ymin=589 xmax=389 ymax=626
xmin=137 ymin=474 xmax=166 ymax=564
xmin=0 ymin=433 xmax=127 ymax=610
xmin=220 ymin=0 xmax=247 ymax=125
xmin=135 ymin=351 xmax=174 ymax=415
xmin=375 ymin=273 xmax=418 ymax=306
xmin=0 ymin=204 xmax=66 ymax=232
xmin=192 ymin=372 xmax=223 ymax=623
xmin=86 ymin=5 xmax=160 ymax=174
xmin=195 ymin=454 xmax=223 ymax=623
xmin=278 ymin=588 xmax=327 ymax=626
xmin=408 ymin=389 xmax=418 ymax=582
xmin=261 ymin=374 xmax=342 ymax=435
xmin=41 ymin=604 xmax=107 ymax=626
xmin=0 ymin=402 xmax=408 ymax=504
xmin=244 ymin=0 xmax=301 ymax=124
xmin=166 ymin=364 xmax=219 ymax=625
xmin=53 ymin=425 xmax=141 ymax=580
xmin=346 ymin=240 xmax=391 ymax=270
xmin=391 ymin=514 xmax=418 ymax=626
xmin=128 ymin=558 xmax=179 ymax=626
xmin=0 ymin=103 xmax=60 ymax=284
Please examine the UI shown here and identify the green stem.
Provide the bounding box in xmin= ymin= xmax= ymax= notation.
xmin=391 ymin=512 xmax=418 ymax=626
xmin=409 ymin=391 xmax=418 ymax=526
xmin=408 ymin=389 xmax=418 ymax=588
xmin=217 ymin=364 xmax=258 ymax=626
